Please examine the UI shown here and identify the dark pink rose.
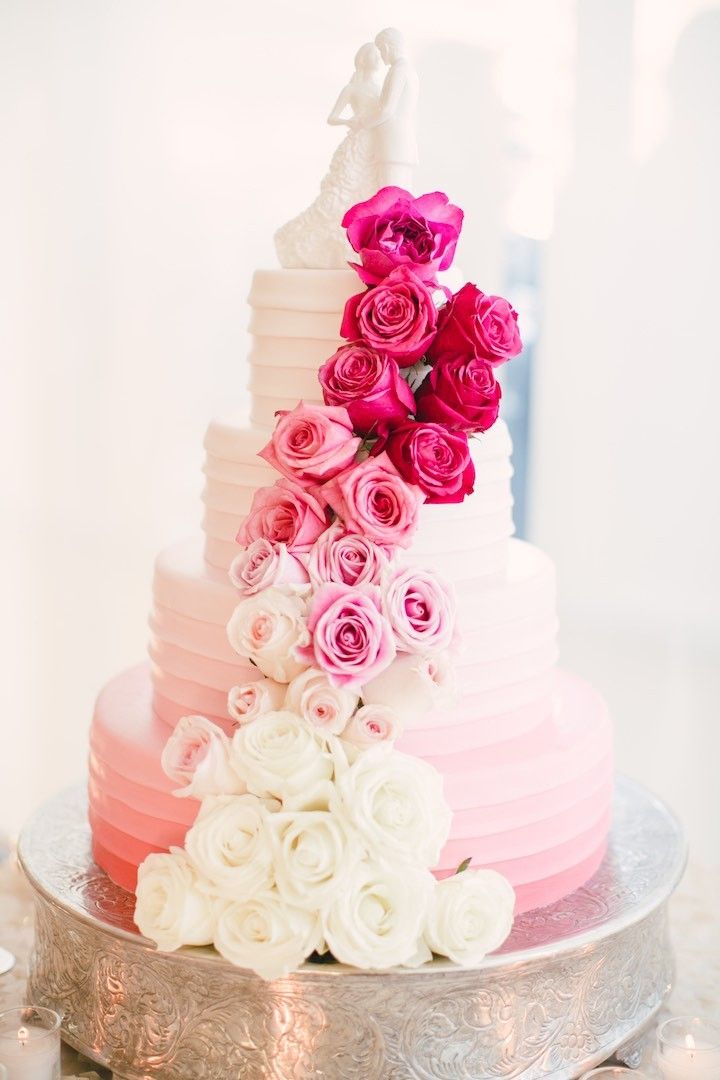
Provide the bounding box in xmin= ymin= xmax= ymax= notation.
xmin=307 ymin=522 xmax=392 ymax=588
xmin=383 ymin=565 xmax=457 ymax=654
xmin=296 ymin=582 xmax=396 ymax=689
xmin=373 ymin=421 xmax=475 ymax=504
xmin=321 ymin=452 xmax=422 ymax=548
xmin=415 ymin=355 xmax=501 ymax=433
xmin=259 ymin=401 xmax=360 ymax=487
xmin=340 ymin=266 xmax=438 ymax=367
xmin=428 ymin=283 xmax=522 ymax=368
xmin=318 ymin=343 xmax=415 ymax=435
xmin=342 ymin=186 xmax=464 ymax=286
xmin=236 ymin=479 xmax=328 ymax=553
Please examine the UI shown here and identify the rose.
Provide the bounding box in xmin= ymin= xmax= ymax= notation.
xmin=342 ymin=187 xmax=464 ymax=286
xmin=321 ymin=453 xmax=422 ymax=549
xmin=341 ymin=704 xmax=402 ymax=751
xmin=415 ymin=355 xmax=501 ymax=433
xmin=285 ymin=667 xmax=359 ymax=735
xmin=340 ymin=266 xmax=438 ymax=366
xmin=318 ymin=344 xmax=415 ymax=434
xmin=226 ymin=588 xmax=309 ymax=683
xmin=425 ymin=869 xmax=516 ymax=966
xmin=322 ymin=861 xmax=432 ymax=970
xmin=268 ymin=810 xmax=355 ymax=910
xmin=259 ymin=402 xmax=360 ymax=487
xmin=296 ymin=583 xmax=396 ymax=690
xmin=135 ymin=849 xmax=218 ymax=952
xmin=231 ymin=711 xmax=334 ymax=800
xmin=383 ymin=566 xmax=457 ymax=654
xmin=308 ymin=522 xmax=393 ymax=588
xmin=160 ymin=715 xmax=244 ymax=799
xmin=227 ymin=677 xmax=286 ymax=727
xmin=373 ymin=421 xmax=475 ymax=504
xmin=214 ymin=890 xmax=322 ymax=981
xmin=229 ymin=539 xmax=309 ymax=596
xmin=184 ymin=794 xmax=275 ymax=898
xmin=361 ymin=651 xmax=457 ymax=723
xmin=427 ymin=283 xmax=522 ymax=368
xmin=331 ymin=747 xmax=452 ymax=868
xmin=236 ymin=479 xmax=328 ymax=554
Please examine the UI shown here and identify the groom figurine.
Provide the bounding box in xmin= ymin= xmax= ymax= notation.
xmin=370 ymin=27 xmax=419 ymax=189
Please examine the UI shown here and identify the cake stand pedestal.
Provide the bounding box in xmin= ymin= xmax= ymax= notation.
xmin=18 ymin=778 xmax=685 ymax=1080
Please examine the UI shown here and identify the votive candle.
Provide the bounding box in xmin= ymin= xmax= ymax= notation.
xmin=0 ymin=1008 xmax=60 ymax=1080
xmin=657 ymin=1016 xmax=720 ymax=1080
xmin=580 ymin=1068 xmax=649 ymax=1078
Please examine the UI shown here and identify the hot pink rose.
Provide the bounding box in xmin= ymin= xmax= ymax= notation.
xmin=296 ymin=582 xmax=396 ymax=689
xmin=383 ymin=566 xmax=457 ymax=654
xmin=373 ymin=421 xmax=475 ymax=504
xmin=321 ymin=452 xmax=423 ymax=549
xmin=236 ymin=479 xmax=328 ymax=554
xmin=259 ymin=401 xmax=360 ymax=487
xmin=318 ymin=343 xmax=415 ymax=435
xmin=340 ymin=266 xmax=438 ymax=366
xmin=229 ymin=538 xmax=310 ymax=596
xmin=308 ymin=522 xmax=392 ymax=588
xmin=342 ymin=187 xmax=464 ymax=286
xmin=415 ymin=355 xmax=501 ymax=433
xmin=428 ymin=283 xmax=522 ymax=368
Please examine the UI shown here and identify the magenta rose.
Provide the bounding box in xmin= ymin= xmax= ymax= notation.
xmin=296 ymin=582 xmax=396 ymax=689
xmin=229 ymin=538 xmax=310 ymax=596
xmin=342 ymin=186 xmax=464 ymax=286
xmin=373 ymin=421 xmax=475 ymax=504
xmin=236 ymin=479 xmax=328 ymax=553
xmin=259 ymin=401 xmax=360 ymax=487
xmin=415 ymin=355 xmax=501 ymax=433
xmin=321 ymin=452 xmax=423 ymax=548
xmin=318 ymin=343 xmax=415 ymax=435
xmin=428 ymin=283 xmax=522 ymax=368
xmin=383 ymin=565 xmax=457 ymax=654
xmin=340 ymin=266 xmax=438 ymax=366
xmin=308 ymin=522 xmax=392 ymax=588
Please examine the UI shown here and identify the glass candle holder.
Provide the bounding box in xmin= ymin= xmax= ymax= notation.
xmin=0 ymin=1007 xmax=61 ymax=1080
xmin=657 ymin=1017 xmax=720 ymax=1079
xmin=580 ymin=1068 xmax=650 ymax=1078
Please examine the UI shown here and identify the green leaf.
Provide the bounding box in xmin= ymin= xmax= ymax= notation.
xmin=455 ymin=857 xmax=472 ymax=875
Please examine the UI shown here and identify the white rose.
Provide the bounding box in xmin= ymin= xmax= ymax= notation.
xmin=361 ymin=651 xmax=456 ymax=723
xmin=322 ymin=861 xmax=432 ymax=970
xmin=229 ymin=538 xmax=309 ymax=596
xmin=341 ymin=704 xmax=402 ymax=753
xmin=231 ymin=711 xmax=334 ymax=801
xmin=214 ymin=890 xmax=322 ymax=980
xmin=331 ymin=747 xmax=451 ymax=869
xmin=161 ymin=715 xmax=243 ymax=800
xmin=227 ymin=677 xmax=286 ymax=726
xmin=285 ymin=667 xmax=359 ymax=735
xmin=425 ymin=869 xmax=516 ymax=966
xmin=267 ymin=810 xmax=355 ymax=910
xmin=135 ymin=848 xmax=218 ymax=952
xmin=183 ymin=794 xmax=275 ymax=898
xmin=227 ymin=588 xmax=309 ymax=683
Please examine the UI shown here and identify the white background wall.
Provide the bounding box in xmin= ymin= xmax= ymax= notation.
xmin=2 ymin=1 xmax=718 ymax=865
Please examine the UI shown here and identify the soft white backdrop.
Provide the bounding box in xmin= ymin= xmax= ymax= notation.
xmin=2 ymin=0 xmax=718 ymax=865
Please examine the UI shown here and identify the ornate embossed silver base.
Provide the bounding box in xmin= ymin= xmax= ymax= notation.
xmin=19 ymin=778 xmax=685 ymax=1080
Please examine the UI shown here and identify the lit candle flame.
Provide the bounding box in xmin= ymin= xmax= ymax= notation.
xmin=685 ymin=1032 xmax=696 ymax=1057
xmin=17 ymin=1025 xmax=28 ymax=1046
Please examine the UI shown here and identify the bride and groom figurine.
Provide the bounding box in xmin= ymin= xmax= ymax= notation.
xmin=274 ymin=28 xmax=419 ymax=269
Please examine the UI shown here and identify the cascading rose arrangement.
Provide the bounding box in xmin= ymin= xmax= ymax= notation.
xmin=135 ymin=187 xmax=521 ymax=979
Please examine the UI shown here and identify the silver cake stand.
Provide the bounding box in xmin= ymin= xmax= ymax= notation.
xmin=18 ymin=779 xmax=685 ymax=1080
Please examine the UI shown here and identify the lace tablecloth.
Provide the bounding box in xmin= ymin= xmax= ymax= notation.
xmin=1 ymin=855 xmax=718 ymax=1078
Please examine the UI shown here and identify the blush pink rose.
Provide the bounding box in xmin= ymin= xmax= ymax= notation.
xmin=372 ymin=421 xmax=475 ymax=504
xmin=296 ymin=582 xmax=396 ymax=689
xmin=340 ymin=266 xmax=438 ymax=366
xmin=341 ymin=704 xmax=402 ymax=750
xmin=229 ymin=538 xmax=310 ymax=596
xmin=321 ymin=452 xmax=423 ymax=549
xmin=428 ymin=283 xmax=522 ymax=368
xmin=308 ymin=522 xmax=393 ymax=588
xmin=383 ymin=566 xmax=457 ymax=654
xmin=236 ymin=479 xmax=328 ymax=554
xmin=342 ymin=187 xmax=464 ymax=286
xmin=259 ymin=401 xmax=360 ymax=487
xmin=415 ymin=355 xmax=501 ymax=433
xmin=318 ymin=343 xmax=415 ymax=435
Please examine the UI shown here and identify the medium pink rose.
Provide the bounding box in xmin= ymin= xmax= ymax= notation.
xmin=308 ymin=523 xmax=393 ymax=588
xmin=318 ymin=343 xmax=415 ymax=435
xmin=321 ymin=452 xmax=423 ymax=549
xmin=372 ymin=421 xmax=475 ymax=504
xmin=340 ymin=266 xmax=438 ymax=366
xmin=236 ymin=479 xmax=328 ymax=554
xmin=428 ymin=283 xmax=522 ymax=368
xmin=229 ymin=538 xmax=310 ymax=596
xmin=415 ymin=355 xmax=501 ymax=433
xmin=342 ymin=187 xmax=464 ymax=286
xmin=296 ymin=582 xmax=396 ymax=689
xmin=259 ymin=401 xmax=360 ymax=487
xmin=383 ymin=566 xmax=457 ymax=654
xmin=341 ymin=704 xmax=402 ymax=750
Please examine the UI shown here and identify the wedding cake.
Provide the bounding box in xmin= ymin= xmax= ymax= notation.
xmin=87 ymin=30 xmax=613 ymax=979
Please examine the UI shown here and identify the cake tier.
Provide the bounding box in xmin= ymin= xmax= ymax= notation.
xmin=89 ymin=664 xmax=613 ymax=914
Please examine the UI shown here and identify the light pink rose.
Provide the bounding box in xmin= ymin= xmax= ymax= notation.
xmin=308 ymin=522 xmax=393 ymax=588
xmin=285 ymin=667 xmax=359 ymax=734
xmin=296 ymin=582 xmax=396 ymax=689
xmin=383 ymin=566 xmax=457 ymax=654
xmin=320 ymin=452 xmax=423 ymax=549
xmin=227 ymin=678 xmax=286 ymax=727
xmin=236 ymin=479 xmax=328 ymax=554
xmin=342 ymin=704 xmax=402 ymax=750
xmin=362 ymin=651 xmax=457 ymax=723
xmin=259 ymin=402 xmax=361 ymax=487
xmin=229 ymin=538 xmax=309 ymax=596
xmin=161 ymin=715 xmax=244 ymax=799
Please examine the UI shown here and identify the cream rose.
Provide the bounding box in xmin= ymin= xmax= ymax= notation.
xmin=161 ymin=715 xmax=243 ymax=799
xmin=231 ymin=711 xmax=334 ymax=801
xmin=341 ymin=704 xmax=402 ymax=752
xmin=183 ymin=794 xmax=275 ymax=898
xmin=214 ymin=890 xmax=322 ymax=980
xmin=268 ymin=810 xmax=355 ymax=910
xmin=425 ymin=869 xmax=516 ymax=966
xmin=284 ymin=667 xmax=359 ymax=735
xmin=361 ymin=651 xmax=456 ymax=723
xmin=226 ymin=588 xmax=309 ymax=683
xmin=135 ymin=849 xmax=218 ymax=952
xmin=227 ymin=677 xmax=286 ymax=726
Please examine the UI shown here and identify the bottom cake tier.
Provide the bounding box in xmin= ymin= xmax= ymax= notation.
xmin=88 ymin=664 xmax=613 ymax=914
